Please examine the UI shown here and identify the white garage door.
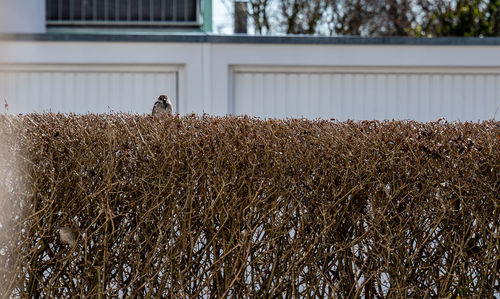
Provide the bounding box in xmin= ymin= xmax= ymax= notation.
xmin=232 ymin=67 xmax=500 ymax=121
xmin=0 ymin=64 xmax=178 ymax=114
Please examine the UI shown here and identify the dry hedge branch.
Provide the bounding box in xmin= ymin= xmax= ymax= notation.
xmin=0 ymin=113 xmax=498 ymax=298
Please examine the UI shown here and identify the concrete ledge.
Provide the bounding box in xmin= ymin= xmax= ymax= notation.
xmin=2 ymin=33 xmax=500 ymax=45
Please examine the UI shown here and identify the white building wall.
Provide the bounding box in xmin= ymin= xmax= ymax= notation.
xmin=211 ymin=43 xmax=500 ymax=121
xmin=232 ymin=67 xmax=500 ymax=121
xmin=0 ymin=64 xmax=178 ymax=114
xmin=0 ymin=0 xmax=46 ymax=33
xmin=0 ymin=39 xmax=500 ymax=121
xmin=0 ymin=41 xmax=202 ymax=115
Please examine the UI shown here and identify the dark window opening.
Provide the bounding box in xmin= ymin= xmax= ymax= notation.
xmin=46 ymin=0 xmax=199 ymax=26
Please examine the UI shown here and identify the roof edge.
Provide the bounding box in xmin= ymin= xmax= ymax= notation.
xmin=2 ymin=33 xmax=500 ymax=45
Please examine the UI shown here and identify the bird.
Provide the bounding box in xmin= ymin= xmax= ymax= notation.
xmin=58 ymin=226 xmax=77 ymax=247
xmin=152 ymin=94 xmax=173 ymax=116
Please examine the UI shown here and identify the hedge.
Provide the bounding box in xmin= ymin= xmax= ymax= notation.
xmin=0 ymin=114 xmax=498 ymax=298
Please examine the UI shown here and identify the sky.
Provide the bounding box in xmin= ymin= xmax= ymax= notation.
xmin=212 ymin=0 xmax=233 ymax=34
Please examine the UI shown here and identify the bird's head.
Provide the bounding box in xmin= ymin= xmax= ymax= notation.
xmin=158 ymin=94 xmax=171 ymax=105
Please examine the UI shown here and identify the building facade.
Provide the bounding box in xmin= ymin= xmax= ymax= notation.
xmin=0 ymin=1 xmax=499 ymax=121
xmin=0 ymin=0 xmax=212 ymax=33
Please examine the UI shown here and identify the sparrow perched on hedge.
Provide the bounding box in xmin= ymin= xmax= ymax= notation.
xmin=58 ymin=226 xmax=77 ymax=247
xmin=152 ymin=94 xmax=173 ymax=116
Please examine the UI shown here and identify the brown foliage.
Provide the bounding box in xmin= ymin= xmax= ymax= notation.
xmin=280 ymin=0 xmax=329 ymax=34
xmin=0 ymin=114 xmax=499 ymax=298
xmin=331 ymin=0 xmax=416 ymax=36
